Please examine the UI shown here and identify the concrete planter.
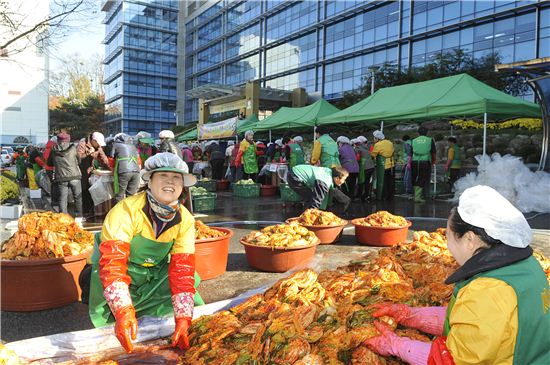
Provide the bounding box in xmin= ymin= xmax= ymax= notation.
xmin=0 ymin=204 xmax=22 ymax=219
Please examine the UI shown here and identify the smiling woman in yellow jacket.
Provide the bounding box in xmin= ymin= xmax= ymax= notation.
xmin=364 ymin=185 xmax=550 ymax=365
xmin=88 ymin=153 xmax=204 ymax=354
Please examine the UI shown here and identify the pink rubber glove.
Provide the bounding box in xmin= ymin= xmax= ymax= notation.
xmin=372 ymin=303 xmax=447 ymax=336
xmin=365 ymin=321 xmax=432 ymax=365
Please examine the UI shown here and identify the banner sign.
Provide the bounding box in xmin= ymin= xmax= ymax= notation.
xmin=198 ymin=117 xmax=237 ymax=140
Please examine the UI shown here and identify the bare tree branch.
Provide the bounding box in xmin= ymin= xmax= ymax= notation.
xmin=0 ymin=0 xmax=84 ymax=53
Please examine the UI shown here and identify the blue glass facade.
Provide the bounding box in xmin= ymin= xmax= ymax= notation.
xmin=183 ymin=0 xmax=549 ymax=123
xmin=103 ymin=0 xmax=178 ymax=136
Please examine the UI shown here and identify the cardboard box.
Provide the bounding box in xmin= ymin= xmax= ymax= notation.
xmin=29 ymin=189 xmax=42 ymax=199
xmin=0 ymin=204 xmax=23 ymax=219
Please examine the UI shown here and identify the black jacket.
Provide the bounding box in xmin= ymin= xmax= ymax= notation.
xmin=48 ymin=143 xmax=82 ymax=182
xmin=111 ymin=134 xmax=140 ymax=173
xmin=159 ymin=139 xmax=183 ymax=159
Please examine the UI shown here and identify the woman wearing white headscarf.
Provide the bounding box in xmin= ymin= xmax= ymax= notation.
xmin=370 ymin=130 xmax=395 ymax=200
xmin=365 ymin=186 xmax=550 ymax=364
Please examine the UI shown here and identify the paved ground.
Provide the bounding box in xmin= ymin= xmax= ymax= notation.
xmin=1 ymin=188 xmax=549 ymax=343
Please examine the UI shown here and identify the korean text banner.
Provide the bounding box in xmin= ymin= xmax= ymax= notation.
xmin=198 ymin=117 xmax=237 ymax=140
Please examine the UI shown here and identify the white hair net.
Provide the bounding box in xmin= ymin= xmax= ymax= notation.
xmin=135 ymin=131 xmax=151 ymax=139
xmin=159 ymin=130 xmax=175 ymax=139
xmin=350 ymin=138 xmax=358 ymax=145
xmin=227 ymin=141 xmax=235 ymax=146
xmin=337 ymin=136 xmax=351 ymax=144
xmin=373 ymin=130 xmax=385 ymax=140
xmin=457 ymin=185 xmax=532 ymax=248
xmin=141 ymin=152 xmax=197 ymax=187
xmin=357 ymin=136 xmax=367 ymax=143
xmin=293 ymin=136 xmax=303 ymax=143
xmin=245 ymin=130 xmax=254 ymax=138
xmin=275 ymin=139 xmax=283 ymax=146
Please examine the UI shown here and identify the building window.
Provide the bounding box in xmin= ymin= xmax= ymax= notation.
xmin=266 ymin=2 xmax=317 ymax=42
xmin=266 ymin=33 xmax=316 ymax=76
xmin=226 ymin=23 xmax=261 ymax=60
xmin=226 ymin=55 xmax=260 ymax=86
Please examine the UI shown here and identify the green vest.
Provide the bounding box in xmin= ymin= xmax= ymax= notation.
xmin=291 ymin=165 xmax=332 ymax=209
xmin=288 ymin=143 xmax=305 ymax=168
xmin=443 ymin=256 xmax=550 ymax=365
xmin=243 ymin=141 xmax=258 ymax=174
xmin=411 ymin=135 xmax=432 ymax=161
xmin=318 ymin=135 xmax=340 ymax=168
xmin=450 ymin=145 xmax=461 ymax=169
xmin=15 ymin=155 xmax=27 ymax=180
xmin=89 ymin=232 xmax=204 ymax=327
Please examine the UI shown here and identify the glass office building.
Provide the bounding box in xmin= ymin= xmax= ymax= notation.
xmin=102 ymin=0 xmax=178 ymax=136
xmin=182 ymin=0 xmax=550 ymax=123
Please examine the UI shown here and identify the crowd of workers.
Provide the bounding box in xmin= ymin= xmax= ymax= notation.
xmin=8 ymin=125 xmax=462 ymax=218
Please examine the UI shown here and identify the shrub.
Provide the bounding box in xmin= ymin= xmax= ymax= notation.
xmin=0 ymin=171 xmax=19 ymax=204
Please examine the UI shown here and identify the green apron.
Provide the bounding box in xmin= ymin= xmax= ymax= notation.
xmin=451 ymin=145 xmax=461 ymax=169
xmin=318 ymin=135 xmax=340 ymax=168
xmin=243 ymin=142 xmax=258 ymax=174
xmin=15 ymin=155 xmax=27 ymax=180
xmin=288 ymin=143 xmax=305 ymax=168
xmin=114 ymin=157 xmax=139 ymax=194
xmin=358 ymin=157 xmax=366 ymax=184
xmin=375 ymin=155 xmax=386 ymax=200
xmin=89 ymin=233 xmax=204 ymax=328
xmin=443 ymin=256 xmax=550 ymax=364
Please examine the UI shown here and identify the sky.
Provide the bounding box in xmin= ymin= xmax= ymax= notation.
xmin=49 ymin=2 xmax=104 ymax=72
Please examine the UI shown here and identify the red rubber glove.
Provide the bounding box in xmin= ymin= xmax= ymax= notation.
xmin=169 ymin=253 xmax=196 ymax=351
xmin=172 ymin=317 xmax=191 ymax=350
xmin=365 ymin=321 xmax=432 ymax=365
xmin=371 ymin=302 xmax=412 ymax=324
xmin=372 ymin=302 xmax=446 ymax=336
xmin=235 ymin=149 xmax=244 ymax=167
xmin=98 ymin=240 xmax=132 ymax=288
xmin=364 ymin=321 xmax=404 ymax=357
xmin=114 ymin=306 xmax=138 ymax=353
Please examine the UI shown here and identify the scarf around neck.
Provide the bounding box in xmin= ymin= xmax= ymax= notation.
xmin=146 ymin=190 xmax=180 ymax=222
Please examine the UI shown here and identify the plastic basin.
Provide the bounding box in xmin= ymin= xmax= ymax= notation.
xmin=260 ymin=184 xmax=278 ymax=197
xmin=195 ymin=227 xmax=233 ymax=280
xmin=351 ymin=219 xmax=412 ymax=246
xmin=1 ymin=251 xmax=91 ymax=311
xmin=239 ymin=238 xmax=319 ymax=273
xmin=286 ymin=218 xmax=348 ymax=244
xmin=216 ymin=180 xmax=230 ymax=191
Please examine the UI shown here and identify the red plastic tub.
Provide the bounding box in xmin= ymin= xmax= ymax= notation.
xmin=260 ymin=184 xmax=278 ymax=197
xmin=351 ymin=219 xmax=412 ymax=246
xmin=195 ymin=227 xmax=233 ymax=280
xmin=239 ymin=238 xmax=319 ymax=272
xmin=286 ymin=218 xmax=348 ymax=244
xmin=216 ymin=180 xmax=230 ymax=191
xmin=1 ymin=251 xmax=91 ymax=311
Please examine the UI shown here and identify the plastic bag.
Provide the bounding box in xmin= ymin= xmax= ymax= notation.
xmin=453 ymin=153 xmax=550 ymax=213
xmin=34 ymin=170 xmax=50 ymax=195
xmin=88 ymin=175 xmax=114 ymax=205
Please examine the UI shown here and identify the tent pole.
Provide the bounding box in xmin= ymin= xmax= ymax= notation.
xmin=380 ymin=121 xmax=384 ymax=132
xmin=269 ymin=130 xmax=272 ymax=143
xmin=483 ymin=113 xmax=487 ymax=157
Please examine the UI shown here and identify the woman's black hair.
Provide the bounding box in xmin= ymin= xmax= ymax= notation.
xmin=448 ymin=207 xmax=503 ymax=247
xmin=331 ymin=166 xmax=349 ymax=178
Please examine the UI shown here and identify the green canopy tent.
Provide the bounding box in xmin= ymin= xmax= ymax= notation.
xmin=253 ymin=99 xmax=340 ymax=132
xmin=317 ymin=73 xmax=541 ymax=155
xmin=236 ymin=114 xmax=260 ymax=134
xmin=176 ymin=128 xmax=198 ymax=142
